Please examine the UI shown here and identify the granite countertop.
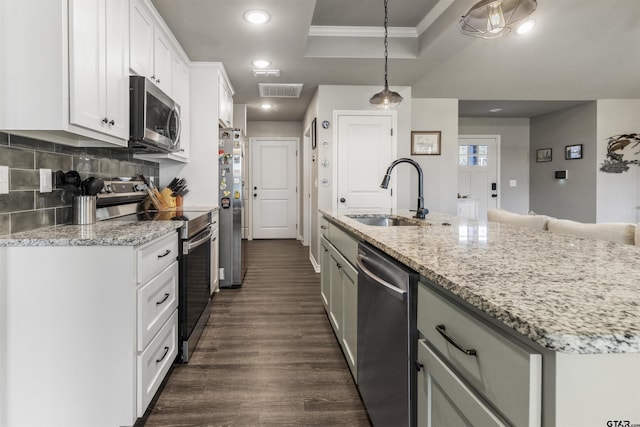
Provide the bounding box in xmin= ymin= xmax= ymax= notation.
xmin=321 ymin=208 xmax=640 ymax=355
xmin=0 ymin=221 xmax=183 ymax=247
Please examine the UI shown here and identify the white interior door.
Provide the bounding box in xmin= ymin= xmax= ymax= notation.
xmin=336 ymin=113 xmax=395 ymax=212
xmin=251 ymin=138 xmax=298 ymax=239
xmin=458 ymin=136 xmax=500 ymax=221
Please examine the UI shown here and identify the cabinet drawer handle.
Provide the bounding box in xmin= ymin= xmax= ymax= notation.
xmin=157 ymin=249 xmax=171 ymax=258
xmin=336 ymin=263 xmax=342 ymax=269
xmin=435 ymin=324 xmax=477 ymax=356
xmin=156 ymin=346 xmax=170 ymax=363
xmin=320 ymin=225 xmax=327 ymax=229
xmin=156 ymin=293 xmax=170 ymax=305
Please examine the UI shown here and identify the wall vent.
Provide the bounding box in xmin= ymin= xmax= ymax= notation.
xmin=253 ymin=69 xmax=281 ymax=78
xmin=258 ymin=83 xmax=303 ymax=98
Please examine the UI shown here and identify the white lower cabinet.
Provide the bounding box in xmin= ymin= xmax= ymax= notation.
xmin=320 ymin=219 xmax=358 ymax=380
xmin=0 ymin=231 xmax=179 ymax=427
xmin=417 ymin=282 xmax=542 ymax=427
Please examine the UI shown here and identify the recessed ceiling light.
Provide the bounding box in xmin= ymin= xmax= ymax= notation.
xmin=516 ymin=19 xmax=536 ymax=35
xmin=244 ymin=10 xmax=270 ymax=25
xmin=489 ymin=108 xmax=503 ymax=113
xmin=252 ymin=59 xmax=271 ymax=68
xmin=260 ymin=104 xmax=273 ymax=110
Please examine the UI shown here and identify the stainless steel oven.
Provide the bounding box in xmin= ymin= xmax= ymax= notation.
xmin=179 ymin=217 xmax=212 ymax=363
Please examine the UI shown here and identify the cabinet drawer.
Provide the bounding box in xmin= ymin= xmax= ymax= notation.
xmin=137 ymin=232 xmax=178 ymax=284
xmin=137 ymin=310 xmax=178 ymax=417
xmin=138 ymin=262 xmax=179 ymax=351
xmin=320 ymin=216 xmax=329 ymax=238
xmin=418 ymin=284 xmax=541 ymax=427
xmin=328 ymin=222 xmax=358 ymax=266
xmin=417 ymin=339 xmax=507 ymax=427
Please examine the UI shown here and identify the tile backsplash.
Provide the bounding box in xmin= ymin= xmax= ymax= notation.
xmin=0 ymin=132 xmax=159 ymax=235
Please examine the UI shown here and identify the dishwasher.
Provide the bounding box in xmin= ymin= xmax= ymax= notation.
xmin=356 ymin=242 xmax=418 ymax=427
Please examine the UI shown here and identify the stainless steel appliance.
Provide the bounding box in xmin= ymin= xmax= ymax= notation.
xmin=96 ymin=180 xmax=213 ymax=363
xmin=218 ymin=128 xmax=247 ymax=287
xmin=129 ymin=76 xmax=181 ymax=153
xmin=356 ymin=242 xmax=418 ymax=427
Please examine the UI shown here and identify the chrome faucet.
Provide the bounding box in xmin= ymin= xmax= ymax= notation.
xmin=380 ymin=158 xmax=429 ymax=219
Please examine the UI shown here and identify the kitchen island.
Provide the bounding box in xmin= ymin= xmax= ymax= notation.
xmin=321 ymin=208 xmax=640 ymax=427
xmin=0 ymin=222 xmax=183 ymax=427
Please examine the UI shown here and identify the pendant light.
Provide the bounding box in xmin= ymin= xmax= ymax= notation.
xmin=459 ymin=0 xmax=537 ymax=39
xmin=370 ymin=0 xmax=402 ymax=109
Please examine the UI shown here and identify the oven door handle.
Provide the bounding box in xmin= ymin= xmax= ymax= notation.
xmin=183 ymin=227 xmax=213 ymax=254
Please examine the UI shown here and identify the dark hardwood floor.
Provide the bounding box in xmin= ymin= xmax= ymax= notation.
xmin=141 ymin=239 xmax=371 ymax=426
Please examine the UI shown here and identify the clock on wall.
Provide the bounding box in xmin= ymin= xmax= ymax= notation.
xmin=322 ymin=120 xmax=330 ymax=129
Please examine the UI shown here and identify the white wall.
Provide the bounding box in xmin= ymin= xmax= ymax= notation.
xmin=411 ymin=99 xmax=459 ymax=215
xmin=247 ymin=121 xmax=302 ymax=138
xmin=459 ymin=117 xmax=530 ymax=214
xmin=596 ymin=99 xmax=640 ymax=223
xmin=304 ymin=91 xmax=319 ymax=266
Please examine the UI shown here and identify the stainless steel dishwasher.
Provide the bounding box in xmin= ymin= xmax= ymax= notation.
xmin=356 ymin=242 xmax=419 ymax=427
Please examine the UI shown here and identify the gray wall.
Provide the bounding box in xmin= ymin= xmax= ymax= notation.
xmin=459 ymin=117 xmax=530 ymax=214
xmin=529 ymin=102 xmax=597 ymax=222
xmin=0 ymin=132 xmax=159 ymax=235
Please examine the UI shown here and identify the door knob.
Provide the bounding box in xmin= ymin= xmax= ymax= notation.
xmin=340 ymin=198 xmax=346 ymax=203
xmin=491 ymin=194 xmax=498 ymax=198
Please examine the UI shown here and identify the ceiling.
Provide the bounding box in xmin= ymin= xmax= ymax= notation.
xmin=151 ymin=0 xmax=640 ymax=122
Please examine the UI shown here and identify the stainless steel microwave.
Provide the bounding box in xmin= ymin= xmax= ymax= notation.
xmin=129 ymin=76 xmax=181 ymax=153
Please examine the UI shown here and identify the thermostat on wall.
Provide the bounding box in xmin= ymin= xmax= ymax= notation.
xmin=554 ymin=170 xmax=568 ymax=180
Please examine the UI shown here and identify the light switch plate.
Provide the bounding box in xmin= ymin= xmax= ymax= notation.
xmin=509 ymin=179 xmax=517 ymax=187
xmin=40 ymin=168 xmax=53 ymax=192
xmin=0 ymin=165 xmax=8 ymax=194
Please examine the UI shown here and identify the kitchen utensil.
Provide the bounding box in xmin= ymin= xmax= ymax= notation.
xmin=72 ymin=195 xmax=96 ymax=224
xmin=82 ymin=177 xmax=104 ymax=196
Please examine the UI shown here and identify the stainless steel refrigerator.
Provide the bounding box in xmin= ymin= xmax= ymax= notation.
xmin=218 ymin=128 xmax=247 ymax=287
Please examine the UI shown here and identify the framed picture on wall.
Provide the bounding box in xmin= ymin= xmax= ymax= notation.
xmin=411 ymin=131 xmax=441 ymax=155
xmin=536 ymin=148 xmax=552 ymax=162
xmin=565 ymin=144 xmax=583 ymax=160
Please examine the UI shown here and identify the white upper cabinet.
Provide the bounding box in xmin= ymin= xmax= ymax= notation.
xmin=130 ymin=0 xmax=173 ymax=96
xmin=0 ymin=0 xmax=129 ymax=147
xmin=69 ymin=0 xmax=129 ymax=140
xmin=218 ymin=74 xmax=234 ymax=128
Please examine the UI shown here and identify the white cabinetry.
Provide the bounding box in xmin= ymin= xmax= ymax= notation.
xmin=0 ymin=0 xmax=129 ymax=147
xmin=210 ymin=210 xmax=220 ymax=294
xmin=171 ymin=55 xmax=190 ymax=161
xmin=320 ymin=218 xmax=359 ymax=379
xmin=218 ymin=74 xmax=234 ymax=127
xmin=0 ymin=231 xmax=179 ymax=426
xmin=417 ymin=282 xmax=542 ymax=427
xmin=129 ymin=0 xmax=173 ymax=95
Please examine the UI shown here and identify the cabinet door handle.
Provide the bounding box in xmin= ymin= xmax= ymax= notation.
xmin=336 ymin=263 xmax=342 ymax=269
xmin=156 ymin=346 xmax=170 ymax=363
xmin=435 ymin=324 xmax=477 ymax=356
xmin=157 ymin=249 xmax=171 ymax=258
xmin=108 ymin=119 xmax=115 ymax=126
xmin=102 ymin=117 xmax=109 ymax=124
xmin=320 ymin=225 xmax=327 ymax=229
xmin=155 ymin=293 xmax=170 ymax=305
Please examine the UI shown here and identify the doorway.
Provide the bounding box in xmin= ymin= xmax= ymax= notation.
xmin=334 ymin=111 xmax=397 ymax=212
xmin=457 ymin=135 xmax=500 ymax=220
xmin=251 ymin=138 xmax=299 ymax=239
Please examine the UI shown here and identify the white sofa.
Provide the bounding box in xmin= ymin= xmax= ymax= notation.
xmin=547 ymin=218 xmax=637 ymax=245
xmin=487 ymin=209 xmax=553 ymax=231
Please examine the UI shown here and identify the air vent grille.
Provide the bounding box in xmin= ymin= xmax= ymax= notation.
xmin=253 ymin=69 xmax=281 ymax=78
xmin=258 ymin=83 xmax=303 ymax=98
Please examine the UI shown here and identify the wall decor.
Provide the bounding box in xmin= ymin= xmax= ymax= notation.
xmin=411 ymin=131 xmax=441 ymax=155
xmin=311 ymin=118 xmax=317 ymax=150
xmin=565 ymin=144 xmax=583 ymax=160
xmin=536 ymin=148 xmax=552 ymax=162
xmin=600 ymin=133 xmax=640 ymax=173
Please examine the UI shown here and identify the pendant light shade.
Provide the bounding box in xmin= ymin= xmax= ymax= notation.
xmin=370 ymin=0 xmax=402 ymax=109
xmin=459 ymin=0 xmax=537 ymax=39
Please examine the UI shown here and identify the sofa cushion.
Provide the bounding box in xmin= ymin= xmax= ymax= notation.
xmin=547 ymin=219 xmax=636 ymax=245
xmin=487 ymin=209 xmax=552 ymax=230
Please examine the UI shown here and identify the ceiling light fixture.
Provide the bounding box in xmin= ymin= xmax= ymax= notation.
xmin=260 ymin=104 xmax=273 ymax=110
xmin=489 ymin=108 xmax=503 ymax=113
xmin=459 ymin=0 xmax=537 ymax=39
xmin=251 ymin=59 xmax=271 ymax=68
xmin=244 ymin=9 xmax=270 ymax=25
xmin=369 ymin=0 xmax=402 ymax=109
xmin=516 ymin=19 xmax=536 ymax=34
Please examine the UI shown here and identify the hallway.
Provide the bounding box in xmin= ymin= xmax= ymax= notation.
xmin=141 ymin=239 xmax=371 ymax=426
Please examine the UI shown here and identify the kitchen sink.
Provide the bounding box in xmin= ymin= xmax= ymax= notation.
xmin=346 ymin=215 xmax=418 ymax=227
